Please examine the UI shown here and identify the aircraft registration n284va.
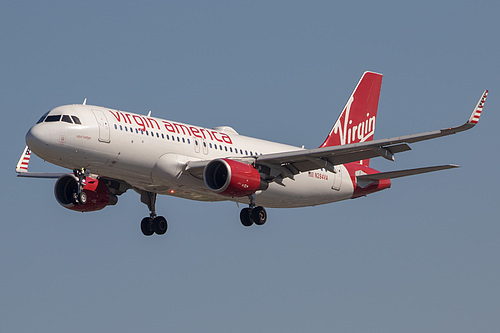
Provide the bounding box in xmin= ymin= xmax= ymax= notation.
xmin=16 ymin=72 xmax=488 ymax=236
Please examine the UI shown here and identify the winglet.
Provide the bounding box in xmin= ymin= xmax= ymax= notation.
xmin=16 ymin=146 xmax=31 ymax=173
xmin=467 ymin=90 xmax=488 ymax=125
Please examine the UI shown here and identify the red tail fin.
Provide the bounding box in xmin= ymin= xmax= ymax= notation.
xmin=319 ymin=71 xmax=383 ymax=166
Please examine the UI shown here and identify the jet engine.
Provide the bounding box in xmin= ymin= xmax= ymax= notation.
xmin=204 ymin=158 xmax=268 ymax=197
xmin=54 ymin=175 xmax=118 ymax=212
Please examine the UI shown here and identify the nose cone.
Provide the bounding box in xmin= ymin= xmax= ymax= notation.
xmin=26 ymin=124 xmax=50 ymax=154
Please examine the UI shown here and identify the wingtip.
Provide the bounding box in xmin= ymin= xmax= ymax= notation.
xmin=467 ymin=90 xmax=488 ymax=125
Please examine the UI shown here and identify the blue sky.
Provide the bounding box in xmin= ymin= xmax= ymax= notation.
xmin=1 ymin=1 xmax=499 ymax=332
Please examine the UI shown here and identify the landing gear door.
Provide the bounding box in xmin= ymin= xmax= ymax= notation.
xmin=331 ymin=166 xmax=342 ymax=191
xmin=92 ymin=110 xmax=110 ymax=143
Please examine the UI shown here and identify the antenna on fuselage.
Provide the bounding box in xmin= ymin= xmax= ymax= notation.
xmin=82 ymin=98 xmax=87 ymax=105
xmin=147 ymin=110 xmax=151 ymax=117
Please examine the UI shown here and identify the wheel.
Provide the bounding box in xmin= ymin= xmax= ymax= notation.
xmin=72 ymin=192 xmax=79 ymax=205
xmin=78 ymin=191 xmax=87 ymax=204
xmin=141 ymin=217 xmax=154 ymax=236
xmin=252 ymin=206 xmax=267 ymax=225
xmin=240 ymin=208 xmax=253 ymax=227
xmin=153 ymin=216 xmax=168 ymax=235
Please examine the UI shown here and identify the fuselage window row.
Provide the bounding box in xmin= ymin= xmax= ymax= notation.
xmin=111 ymin=122 xmax=259 ymax=156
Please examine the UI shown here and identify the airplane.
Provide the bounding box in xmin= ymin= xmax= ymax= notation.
xmin=16 ymin=72 xmax=488 ymax=236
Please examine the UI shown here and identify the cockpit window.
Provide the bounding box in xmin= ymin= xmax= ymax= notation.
xmin=71 ymin=116 xmax=82 ymax=124
xmin=61 ymin=115 xmax=73 ymax=123
xmin=45 ymin=115 xmax=62 ymax=122
xmin=36 ymin=111 xmax=49 ymax=124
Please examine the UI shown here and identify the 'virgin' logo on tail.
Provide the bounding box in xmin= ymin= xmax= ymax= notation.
xmin=332 ymin=95 xmax=376 ymax=145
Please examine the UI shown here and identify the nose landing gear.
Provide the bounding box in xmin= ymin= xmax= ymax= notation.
xmin=72 ymin=168 xmax=87 ymax=205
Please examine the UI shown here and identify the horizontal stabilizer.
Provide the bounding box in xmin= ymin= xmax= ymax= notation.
xmin=357 ymin=164 xmax=459 ymax=181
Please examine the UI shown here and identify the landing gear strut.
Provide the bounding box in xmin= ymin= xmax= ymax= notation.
xmin=72 ymin=168 xmax=87 ymax=205
xmin=239 ymin=194 xmax=267 ymax=227
xmin=140 ymin=191 xmax=168 ymax=236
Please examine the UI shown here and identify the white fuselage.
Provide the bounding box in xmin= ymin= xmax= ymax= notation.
xmin=26 ymin=104 xmax=355 ymax=208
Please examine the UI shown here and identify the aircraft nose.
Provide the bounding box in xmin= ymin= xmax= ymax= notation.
xmin=26 ymin=124 xmax=50 ymax=153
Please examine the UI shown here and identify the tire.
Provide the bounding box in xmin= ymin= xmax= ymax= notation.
xmin=240 ymin=208 xmax=253 ymax=227
xmin=252 ymin=206 xmax=267 ymax=226
xmin=72 ymin=192 xmax=79 ymax=205
xmin=153 ymin=216 xmax=168 ymax=235
xmin=141 ymin=217 xmax=154 ymax=236
xmin=78 ymin=191 xmax=87 ymax=205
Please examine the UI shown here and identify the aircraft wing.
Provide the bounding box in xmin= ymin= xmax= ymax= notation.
xmin=182 ymin=90 xmax=487 ymax=182
xmin=252 ymin=90 xmax=488 ymax=178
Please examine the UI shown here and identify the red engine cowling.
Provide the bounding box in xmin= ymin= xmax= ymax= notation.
xmin=54 ymin=175 xmax=118 ymax=212
xmin=204 ymin=158 xmax=268 ymax=197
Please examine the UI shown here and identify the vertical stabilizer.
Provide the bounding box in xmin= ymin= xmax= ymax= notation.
xmin=319 ymin=71 xmax=383 ymax=166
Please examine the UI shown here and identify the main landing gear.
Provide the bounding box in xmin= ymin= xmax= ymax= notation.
xmin=239 ymin=194 xmax=267 ymax=227
xmin=140 ymin=191 xmax=168 ymax=236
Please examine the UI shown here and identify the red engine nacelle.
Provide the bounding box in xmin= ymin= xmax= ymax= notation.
xmin=54 ymin=175 xmax=118 ymax=212
xmin=204 ymin=158 xmax=268 ymax=197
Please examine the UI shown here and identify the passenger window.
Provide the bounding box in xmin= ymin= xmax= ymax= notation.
xmin=161 ymin=134 xmax=164 ymax=139
xmin=225 ymin=146 xmax=228 ymax=151
xmin=45 ymin=115 xmax=61 ymax=122
xmin=71 ymin=116 xmax=82 ymax=124
xmin=120 ymin=125 xmax=123 ymax=130
xmin=37 ymin=112 xmax=49 ymax=124
xmin=156 ymin=133 xmax=159 ymax=138
xmin=114 ymin=124 xmax=118 ymax=129
xmin=182 ymin=138 xmax=185 ymax=143
xmin=230 ymin=147 xmax=233 ymax=152
xmin=187 ymin=139 xmax=190 ymax=144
